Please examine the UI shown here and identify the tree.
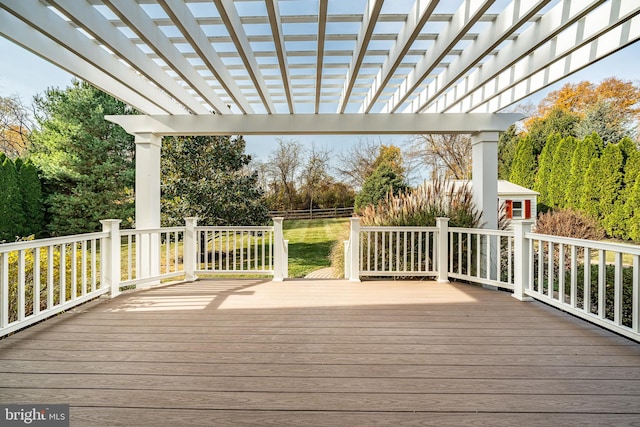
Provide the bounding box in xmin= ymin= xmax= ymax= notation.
xmin=0 ymin=156 xmax=23 ymax=241
xmin=161 ymin=135 xmax=268 ymax=226
xmin=373 ymin=145 xmax=405 ymax=177
xmin=534 ymin=133 xmax=562 ymax=208
xmin=0 ymin=95 xmax=32 ymax=159
xmin=268 ymin=138 xmax=303 ymax=210
xmin=526 ymin=108 xmax=580 ymax=155
xmin=497 ymin=125 xmax=520 ymax=180
xmin=354 ymin=164 xmax=408 ymax=211
xmin=17 ymin=160 xmax=45 ymax=237
xmin=299 ymin=144 xmax=332 ymax=210
xmin=566 ymin=133 xmax=602 ymax=209
xmin=548 ymin=136 xmax=578 ymax=208
xmin=336 ymin=138 xmax=382 ymax=188
xmin=509 ymin=136 xmax=536 ymax=190
xmin=596 ymin=143 xmax=625 ymax=237
xmin=29 ymin=80 xmax=136 ymax=235
xmin=407 ymin=134 xmax=471 ymax=179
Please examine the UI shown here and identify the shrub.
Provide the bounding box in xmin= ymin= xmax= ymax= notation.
xmin=330 ymin=177 xmax=483 ymax=276
xmin=535 ymin=209 xmax=604 ymax=240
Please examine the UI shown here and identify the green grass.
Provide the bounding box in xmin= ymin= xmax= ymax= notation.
xmin=283 ymin=218 xmax=349 ymax=278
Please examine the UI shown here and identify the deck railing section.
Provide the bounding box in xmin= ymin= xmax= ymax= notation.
xmin=516 ymin=222 xmax=640 ymax=341
xmin=358 ymin=226 xmax=438 ymax=277
xmin=194 ymin=218 xmax=287 ymax=280
xmin=448 ymin=227 xmax=515 ymax=290
xmin=0 ymin=231 xmax=108 ymax=337
xmin=120 ymin=226 xmax=186 ymax=288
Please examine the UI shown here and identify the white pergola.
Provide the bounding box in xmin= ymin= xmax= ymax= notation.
xmin=1 ymin=0 xmax=639 ymax=229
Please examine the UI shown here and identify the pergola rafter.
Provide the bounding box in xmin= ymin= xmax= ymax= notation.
xmin=1 ymin=0 xmax=635 ymax=116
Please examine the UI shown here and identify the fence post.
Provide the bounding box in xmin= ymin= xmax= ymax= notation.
xmin=513 ymin=220 xmax=534 ymax=301
xmin=184 ymin=217 xmax=198 ymax=282
xmin=100 ymin=219 xmax=122 ymax=298
xmin=273 ymin=217 xmax=285 ymax=281
xmin=436 ymin=217 xmax=449 ymax=283
xmin=349 ymin=217 xmax=361 ymax=282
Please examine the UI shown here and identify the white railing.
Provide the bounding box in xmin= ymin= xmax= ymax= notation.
xmin=0 ymin=231 xmax=108 ymax=337
xmin=120 ymin=226 xmax=186 ymax=287
xmin=513 ymin=221 xmax=640 ymax=341
xmin=448 ymin=227 xmax=515 ymax=290
xmin=358 ymin=225 xmax=438 ymax=277
xmin=194 ymin=217 xmax=287 ymax=279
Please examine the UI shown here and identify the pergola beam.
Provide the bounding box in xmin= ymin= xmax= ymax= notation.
xmin=0 ymin=0 xmax=186 ymax=114
xmin=427 ymin=0 xmax=607 ymax=113
xmin=158 ymin=0 xmax=254 ymax=114
xmin=103 ymin=0 xmax=229 ymax=114
xmin=336 ymin=0 xmax=384 ymax=113
xmin=405 ymin=0 xmax=551 ymax=114
xmin=213 ymin=0 xmax=276 ymax=114
xmin=444 ymin=0 xmax=640 ymax=113
xmin=315 ymin=0 xmax=328 ymax=114
xmin=46 ymin=0 xmax=209 ymax=115
xmin=382 ymin=0 xmax=495 ymax=114
xmin=265 ymin=0 xmax=294 ymax=114
xmin=359 ymin=0 xmax=440 ymax=113
xmin=473 ymin=15 xmax=640 ymax=113
xmin=0 ymin=9 xmax=170 ymax=115
xmin=105 ymin=113 xmax=524 ymax=136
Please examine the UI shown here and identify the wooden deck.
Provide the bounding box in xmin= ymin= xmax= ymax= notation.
xmin=1 ymin=279 xmax=639 ymax=426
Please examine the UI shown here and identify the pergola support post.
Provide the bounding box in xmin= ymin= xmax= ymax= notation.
xmin=471 ymin=131 xmax=499 ymax=230
xmin=135 ymin=133 xmax=161 ymax=287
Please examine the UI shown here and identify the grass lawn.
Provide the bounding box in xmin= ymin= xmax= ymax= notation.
xmin=283 ymin=218 xmax=349 ymax=278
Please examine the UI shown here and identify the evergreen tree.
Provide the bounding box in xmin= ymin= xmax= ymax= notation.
xmin=593 ymin=143 xmax=625 ymax=237
xmin=526 ymin=108 xmax=580 ymax=154
xmin=508 ymin=136 xmax=536 ymax=189
xmin=354 ymin=164 xmax=408 ymax=211
xmin=579 ymin=157 xmax=601 ymax=219
xmin=0 ymin=157 xmax=23 ymax=241
xmin=566 ymin=133 xmax=602 ymax=209
xmin=18 ymin=160 xmax=45 ymax=237
xmin=534 ymin=133 xmax=562 ymax=209
xmin=161 ymin=135 xmax=269 ymax=226
xmin=548 ymin=136 xmax=578 ymax=208
xmin=497 ymin=125 xmax=520 ymax=180
xmin=622 ymin=149 xmax=640 ymax=240
xmin=29 ymin=80 xmax=136 ymax=235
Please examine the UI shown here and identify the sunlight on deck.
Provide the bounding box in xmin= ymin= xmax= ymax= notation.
xmin=104 ymin=280 xmax=479 ymax=312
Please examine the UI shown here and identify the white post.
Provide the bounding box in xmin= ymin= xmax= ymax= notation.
xmin=513 ymin=220 xmax=534 ymax=301
xmin=344 ymin=240 xmax=350 ymax=279
xmin=184 ymin=217 xmax=198 ymax=282
xmin=436 ymin=217 xmax=450 ymax=283
xmin=471 ymin=132 xmax=499 ymax=230
xmin=100 ymin=219 xmax=122 ymax=298
xmin=349 ymin=217 xmax=361 ymax=282
xmin=135 ymin=133 xmax=162 ymax=287
xmin=273 ymin=217 xmax=285 ymax=282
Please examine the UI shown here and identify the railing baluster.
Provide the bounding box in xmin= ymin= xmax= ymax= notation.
xmin=584 ymin=247 xmax=591 ymax=314
xmin=92 ymin=239 xmax=97 ymax=292
xmin=81 ymin=240 xmax=87 ymax=296
xmin=34 ymin=249 xmax=41 ymax=315
xmin=18 ymin=249 xmax=25 ymax=321
xmin=0 ymin=253 xmax=8 ymax=327
xmin=47 ymin=245 xmax=54 ymax=310
xmin=614 ymin=252 xmax=623 ymax=325
xmin=558 ymin=243 xmax=565 ymax=303
xmin=633 ymin=254 xmax=639 ymax=333
xmin=570 ymin=245 xmax=578 ymax=307
xmin=598 ymin=250 xmax=606 ymax=319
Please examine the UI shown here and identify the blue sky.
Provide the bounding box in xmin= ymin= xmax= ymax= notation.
xmin=1 ymin=33 xmax=639 ymax=170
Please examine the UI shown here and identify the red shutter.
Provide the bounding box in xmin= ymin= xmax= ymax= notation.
xmin=505 ymin=200 xmax=513 ymax=219
xmin=524 ymin=199 xmax=531 ymax=219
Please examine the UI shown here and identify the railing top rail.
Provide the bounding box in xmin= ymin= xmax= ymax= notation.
xmin=526 ymin=231 xmax=640 ymax=255
xmin=360 ymin=226 xmax=438 ymax=232
xmin=196 ymin=226 xmax=274 ymax=231
xmin=449 ymin=227 xmax=514 ymax=237
xmin=121 ymin=227 xmax=186 ymax=236
xmin=0 ymin=231 xmax=108 ymax=253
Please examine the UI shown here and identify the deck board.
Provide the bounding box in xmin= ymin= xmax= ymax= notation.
xmin=1 ymin=279 xmax=639 ymax=426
